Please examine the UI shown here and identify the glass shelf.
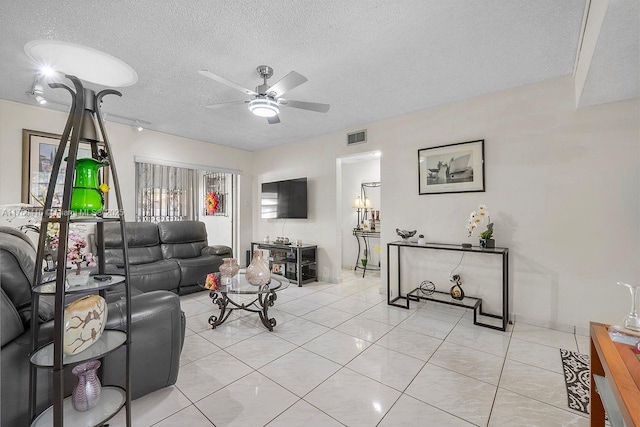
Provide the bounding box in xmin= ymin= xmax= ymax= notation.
xmin=34 ymin=274 xmax=125 ymax=294
xmin=30 ymin=330 xmax=126 ymax=368
xmin=31 ymin=386 xmax=125 ymax=427
xmin=40 ymin=216 xmax=121 ymax=223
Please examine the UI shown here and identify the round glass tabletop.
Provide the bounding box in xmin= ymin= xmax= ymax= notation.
xmin=199 ymin=269 xmax=289 ymax=295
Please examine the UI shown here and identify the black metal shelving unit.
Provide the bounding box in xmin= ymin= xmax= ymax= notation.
xmin=251 ymin=242 xmax=317 ymax=286
xmin=28 ymin=75 xmax=132 ymax=426
xmin=387 ymin=241 xmax=509 ymax=331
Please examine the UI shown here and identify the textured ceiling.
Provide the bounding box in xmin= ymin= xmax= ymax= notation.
xmin=578 ymin=0 xmax=639 ymax=107
xmin=0 ymin=1 xmax=601 ymax=151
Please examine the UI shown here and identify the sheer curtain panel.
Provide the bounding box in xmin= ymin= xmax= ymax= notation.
xmin=135 ymin=162 xmax=197 ymax=222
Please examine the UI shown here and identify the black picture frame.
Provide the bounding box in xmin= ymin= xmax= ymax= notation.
xmin=418 ymin=140 xmax=485 ymax=195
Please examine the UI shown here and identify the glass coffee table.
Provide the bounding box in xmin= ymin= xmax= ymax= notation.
xmin=199 ymin=270 xmax=289 ymax=331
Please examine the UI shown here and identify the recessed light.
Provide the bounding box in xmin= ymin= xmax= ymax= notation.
xmin=25 ymin=40 xmax=138 ymax=87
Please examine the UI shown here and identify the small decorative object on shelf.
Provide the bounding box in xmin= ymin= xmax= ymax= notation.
xmin=618 ymin=282 xmax=640 ymax=332
xmin=417 ymin=234 xmax=426 ymax=245
xmin=419 ymin=280 xmax=436 ymax=295
xmin=70 ymin=157 xmax=108 ymax=215
xmin=450 ymin=274 xmax=465 ymax=300
xmin=396 ymin=228 xmax=417 ymax=242
xmin=63 ymin=294 xmax=107 ymax=355
xmin=246 ymin=250 xmax=271 ymax=286
xmin=67 ymin=231 xmax=97 ymax=275
xmin=72 ymin=360 xmax=102 ymax=412
xmin=467 ymin=204 xmax=494 ymax=248
xmin=361 ymin=258 xmax=368 ymax=267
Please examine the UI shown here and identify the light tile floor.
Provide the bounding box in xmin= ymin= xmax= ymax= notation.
xmin=111 ymin=270 xmax=590 ymax=426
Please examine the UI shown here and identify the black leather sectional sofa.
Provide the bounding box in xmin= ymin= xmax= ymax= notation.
xmin=103 ymin=220 xmax=233 ymax=295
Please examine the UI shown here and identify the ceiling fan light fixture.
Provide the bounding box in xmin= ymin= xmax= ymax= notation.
xmin=248 ymin=98 xmax=279 ymax=118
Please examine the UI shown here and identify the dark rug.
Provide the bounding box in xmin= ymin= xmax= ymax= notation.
xmin=560 ymin=348 xmax=590 ymax=414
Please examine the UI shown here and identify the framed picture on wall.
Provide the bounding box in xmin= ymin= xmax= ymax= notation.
xmin=418 ymin=140 xmax=485 ymax=195
xmin=21 ymin=129 xmax=108 ymax=207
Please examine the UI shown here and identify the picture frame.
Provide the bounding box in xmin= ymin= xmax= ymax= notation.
xmin=21 ymin=129 xmax=109 ymax=207
xmin=418 ymin=140 xmax=485 ymax=195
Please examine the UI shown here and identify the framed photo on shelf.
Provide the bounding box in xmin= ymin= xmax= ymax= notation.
xmin=418 ymin=139 xmax=485 ymax=195
xmin=272 ymin=263 xmax=285 ymax=275
xmin=21 ymin=129 xmax=109 ymax=207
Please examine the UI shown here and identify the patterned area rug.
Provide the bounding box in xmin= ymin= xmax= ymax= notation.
xmin=560 ymin=349 xmax=590 ymax=414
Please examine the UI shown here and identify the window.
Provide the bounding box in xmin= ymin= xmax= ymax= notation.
xmin=135 ymin=162 xmax=197 ymax=222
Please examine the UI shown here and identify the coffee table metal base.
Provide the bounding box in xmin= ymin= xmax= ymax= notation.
xmin=207 ymin=289 xmax=279 ymax=331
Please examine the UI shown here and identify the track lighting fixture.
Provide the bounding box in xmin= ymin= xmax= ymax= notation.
xmin=28 ymin=76 xmax=47 ymax=105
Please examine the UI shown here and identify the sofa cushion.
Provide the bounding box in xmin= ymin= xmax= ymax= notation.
xmin=106 ymin=260 xmax=181 ymax=294
xmin=174 ymin=255 xmax=224 ymax=291
xmin=104 ymin=222 xmax=163 ymax=266
xmin=158 ymin=221 xmax=207 ymax=259
xmin=1 ymin=289 xmax=24 ymax=347
xmin=202 ymin=245 xmax=233 ymax=256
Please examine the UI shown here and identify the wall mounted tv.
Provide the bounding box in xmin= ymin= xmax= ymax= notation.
xmin=261 ymin=178 xmax=308 ymax=219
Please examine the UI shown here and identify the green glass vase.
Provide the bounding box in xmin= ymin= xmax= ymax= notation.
xmin=70 ymin=158 xmax=105 ymax=214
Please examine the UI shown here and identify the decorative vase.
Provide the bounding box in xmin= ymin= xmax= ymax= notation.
xmin=618 ymin=282 xmax=640 ymax=331
xmin=479 ymin=238 xmax=495 ymax=248
xmin=70 ymin=157 xmax=106 ymax=215
xmin=245 ymin=250 xmax=270 ymax=286
xmin=72 ymin=360 xmax=102 ymax=412
xmin=64 ymin=295 xmax=107 ymax=355
xmin=450 ymin=284 xmax=465 ymax=300
xmin=450 ymin=274 xmax=464 ymax=300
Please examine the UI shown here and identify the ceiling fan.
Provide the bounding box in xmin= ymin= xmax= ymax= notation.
xmin=198 ymin=65 xmax=330 ymax=124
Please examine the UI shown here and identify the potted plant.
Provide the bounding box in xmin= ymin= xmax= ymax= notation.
xmin=467 ymin=204 xmax=495 ymax=248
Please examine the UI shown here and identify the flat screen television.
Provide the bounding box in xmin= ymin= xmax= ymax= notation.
xmin=261 ymin=178 xmax=308 ymax=219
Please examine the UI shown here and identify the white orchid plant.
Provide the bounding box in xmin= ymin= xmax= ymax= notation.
xmin=467 ymin=204 xmax=494 ymax=239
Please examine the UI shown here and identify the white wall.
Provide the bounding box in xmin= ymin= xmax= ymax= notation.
xmin=0 ymin=100 xmax=254 ymax=259
xmin=253 ymin=76 xmax=639 ymax=332
xmin=341 ymin=158 xmax=380 ymax=268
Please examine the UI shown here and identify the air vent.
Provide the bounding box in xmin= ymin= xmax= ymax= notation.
xmin=347 ymin=130 xmax=367 ymax=145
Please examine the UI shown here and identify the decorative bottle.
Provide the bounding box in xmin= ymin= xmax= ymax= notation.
xmin=245 ymin=250 xmax=270 ymax=286
xmin=72 ymin=360 xmax=102 ymax=412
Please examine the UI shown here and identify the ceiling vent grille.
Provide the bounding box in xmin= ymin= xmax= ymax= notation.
xmin=347 ymin=130 xmax=367 ymax=146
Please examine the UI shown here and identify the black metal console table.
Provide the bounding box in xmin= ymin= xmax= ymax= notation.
xmin=387 ymin=241 xmax=509 ymax=331
xmin=353 ymin=230 xmax=380 ymax=277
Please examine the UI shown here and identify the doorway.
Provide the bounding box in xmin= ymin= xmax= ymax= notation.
xmin=337 ymin=152 xmax=381 ymax=276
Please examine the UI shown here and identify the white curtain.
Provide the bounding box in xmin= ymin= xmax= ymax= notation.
xmin=135 ymin=162 xmax=197 ymax=222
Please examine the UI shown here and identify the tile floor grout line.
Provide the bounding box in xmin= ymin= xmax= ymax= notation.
xmin=486 ymin=321 xmax=515 ymax=425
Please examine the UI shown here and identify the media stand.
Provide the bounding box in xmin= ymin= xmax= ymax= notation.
xmin=251 ymin=242 xmax=318 ymax=286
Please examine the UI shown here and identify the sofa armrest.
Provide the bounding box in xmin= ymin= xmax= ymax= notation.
xmin=201 ymin=245 xmax=232 ymax=256
xmin=102 ymin=291 xmax=185 ymax=399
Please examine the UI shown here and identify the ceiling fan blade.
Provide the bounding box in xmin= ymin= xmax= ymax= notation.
xmin=267 ymin=71 xmax=307 ymax=97
xmin=267 ymin=114 xmax=281 ymax=124
xmin=205 ymin=100 xmax=248 ymax=109
xmin=285 ymin=100 xmax=330 ymax=113
xmin=198 ymin=70 xmax=257 ymax=96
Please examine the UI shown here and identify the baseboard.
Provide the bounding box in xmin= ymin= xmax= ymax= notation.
xmin=513 ymin=313 xmax=589 ymax=336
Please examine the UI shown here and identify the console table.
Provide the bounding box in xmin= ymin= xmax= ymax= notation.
xmin=590 ymin=322 xmax=640 ymax=427
xmin=387 ymin=241 xmax=509 ymax=331
xmin=353 ymin=230 xmax=380 ymax=277
xmin=251 ymin=242 xmax=317 ymax=286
